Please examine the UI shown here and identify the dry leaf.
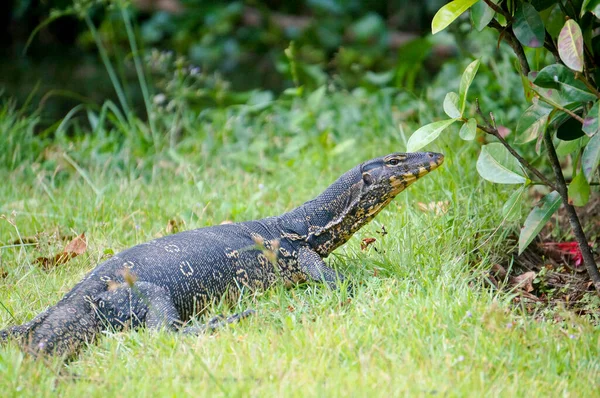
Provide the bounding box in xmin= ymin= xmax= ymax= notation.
xmin=512 ymin=271 xmax=536 ymax=293
xmin=10 ymin=236 xmax=39 ymax=245
xmin=35 ymin=233 xmax=87 ymax=271
xmin=64 ymin=233 xmax=87 ymax=255
xmin=361 ymin=237 xmax=376 ymax=251
xmin=417 ymin=201 xmax=450 ymax=215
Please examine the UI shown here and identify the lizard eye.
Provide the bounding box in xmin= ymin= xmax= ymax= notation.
xmin=388 ymin=158 xmax=400 ymax=166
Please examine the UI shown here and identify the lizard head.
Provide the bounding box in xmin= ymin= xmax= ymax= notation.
xmin=359 ymin=151 xmax=444 ymax=208
xmin=355 ymin=151 xmax=444 ymax=221
xmin=305 ymin=152 xmax=444 ymax=256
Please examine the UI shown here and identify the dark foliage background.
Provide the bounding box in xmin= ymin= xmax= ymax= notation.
xmin=2 ymin=0 xmax=450 ymax=124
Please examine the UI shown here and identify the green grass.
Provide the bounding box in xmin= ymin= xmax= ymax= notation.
xmin=0 ymin=91 xmax=598 ymax=397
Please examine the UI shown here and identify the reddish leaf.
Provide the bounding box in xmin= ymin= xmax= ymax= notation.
xmin=558 ymin=20 xmax=584 ymax=72
xmin=539 ymin=241 xmax=593 ymax=268
xmin=64 ymin=233 xmax=87 ymax=255
xmin=361 ymin=237 xmax=377 ymax=251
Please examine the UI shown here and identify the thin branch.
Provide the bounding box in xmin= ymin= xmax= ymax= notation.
xmin=575 ymin=73 xmax=600 ymax=99
xmin=534 ymin=94 xmax=585 ymax=124
xmin=543 ymin=130 xmax=600 ymax=294
xmin=489 ymin=20 xmax=530 ymax=76
xmin=474 ymin=100 xmax=557 ymax=190
xmin=483 ymin=0 xmax=512 ymax=21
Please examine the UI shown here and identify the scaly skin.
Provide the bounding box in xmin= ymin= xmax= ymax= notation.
xmin=1 ymin=152 xmax=444 ymax=357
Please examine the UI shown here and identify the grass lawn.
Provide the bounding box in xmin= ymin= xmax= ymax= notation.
xmin=0 ymin=92 xmax=598 ymax=397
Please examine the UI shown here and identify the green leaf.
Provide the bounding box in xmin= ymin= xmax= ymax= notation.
xmin=515 ymin=102 xmax=552 ymax=143
xmin=583 ymin=101 xmax=600 ymax=136
xmin=558 ymin=20 xmax=584 ymax=72
xmin=364 ymin=70 xmax=395 ymax=86
xmin=582 ymin=132 xmax=600 ymax=181
xmin=443 ymin=92 xmax=461 ymax=118
xmin=547 ymin=104 xmax=583 ymax=132
xmin=459 ymin=118 xmax=477 ymax=140
xmin=502 ymin=185 xmax=526 ymax=221
xmin=568 ymin=171 xmax=591 ymax=206
xmin=406 ymin=119 xmax=457 ymax=152
xmin=459 ymin=59 xmax=480 ymax=114
xmin=432 ymin=0 xmax=479 ymax=34
xmin=513 ymin=3 xmax=546 ymax=48
xmin=521 ymin=73 xmax=535 ymax=102
xmin=534 ymin=64 xmax=597 ymax=102
xmin=518 ymin=191 xmax=562 ymax=254
xmin=476 ymin=143 xmax=528 ymax=184
xmin=582 ymin=0 xmax=600 ymax=17
xmin=556 ymin=136 xmax=587 ymax=156
xmin=308 ymin=85 xmax=326 ymax=107
xmin=471 ymin=0 xmax=498 ymax=31
xmin=545 ymin=5 xmax=563 ymax=39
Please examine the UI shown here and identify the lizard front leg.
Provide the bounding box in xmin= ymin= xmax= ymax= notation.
xmin=297 ymin=246 xmax=348 ymax=291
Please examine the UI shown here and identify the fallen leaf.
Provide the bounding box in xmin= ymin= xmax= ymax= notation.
xmin=512 ymin=271 xmax=536 ymax=293
xmin=10 ymin=236 xmax=39 ymax=245
xmin=35 ymin=233 xmax=87 ymax=271
xmin=417 ymin=201 xmax=450 ymax=215
xmin=361 ymin=237 xmax=376 ymax=250
xmin=64 ymin=233 xmax=87 ymax=255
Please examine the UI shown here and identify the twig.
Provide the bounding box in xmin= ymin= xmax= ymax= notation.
xmin=543 ymin=130 xmax=600 ymax=294
xmin=575 ymin=73 xmax=600 ymax=99
xmin=534 ymin=94 xmax=586 ymax=124
xmin=483 ymin=0 xmax=512 ymax=21
xmin=475 ymin=99 xmax=557 ymax=190
xmin=489 ymin=20 xmax=530 ymax=76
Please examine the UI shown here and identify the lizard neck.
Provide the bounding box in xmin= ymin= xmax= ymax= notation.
xmin=278 ymin=165 xmax=377 ymax=257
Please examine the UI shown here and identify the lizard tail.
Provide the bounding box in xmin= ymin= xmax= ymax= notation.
xmin=25 ymin=296 xmax=101 ymax=357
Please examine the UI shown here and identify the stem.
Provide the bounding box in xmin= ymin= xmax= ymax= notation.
xmin=483 ymin=0 xmax=512 ymax=21
xmin=121 ymin=6 xmax=160 ymax=153
xmin=576 ymin=73 xmax=600 ymax=99
xmin=84 ymin=14 xmax=133 ymax=124
xmin=489 ymin=20 xmax=530 ymax=76
xmin=474 ymin=100 xmax=557 ymax=191
xmin=533 ymin=93 xmax=586 ymax=124
xmin=543 ymin=130 xmax=600 ymax=294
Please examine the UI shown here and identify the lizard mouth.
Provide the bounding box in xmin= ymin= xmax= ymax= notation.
xmin=389 ymin=153 xmax=444 ymax=189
